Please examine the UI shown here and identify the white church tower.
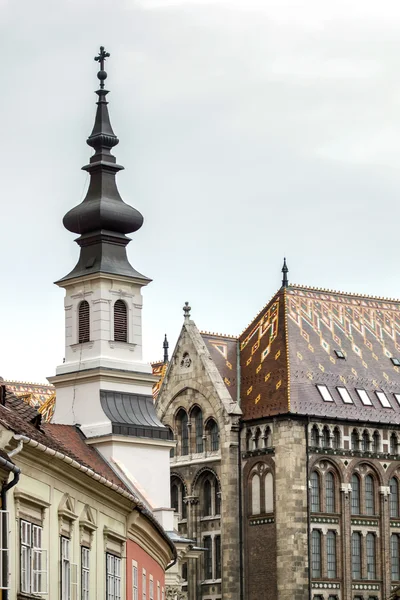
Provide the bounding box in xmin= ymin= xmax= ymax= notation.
xmin=49 ymin=47 xmax=174 ymax=529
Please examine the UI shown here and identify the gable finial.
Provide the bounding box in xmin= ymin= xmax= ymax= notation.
xmin=282 ymin=257 xmax=289 ymax=288
xmin=183 ymin=301 xmax=191 ymax=321
xmin=163 ymin=334 xmax=169 ymax=363
xmin=94 ymin=46 xmax=110 ymax=89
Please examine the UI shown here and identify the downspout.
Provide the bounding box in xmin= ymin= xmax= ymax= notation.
xmin=0 ymin=454 xmax=21 ymax=600
xmin=305 ymin=418 xmax=311 ymax=600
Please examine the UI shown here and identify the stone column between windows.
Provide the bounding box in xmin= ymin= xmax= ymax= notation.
xmin=380 ymin=485 xmax=391 ymax=599
xmin=341 ymin=483 xmax=352 ymax=600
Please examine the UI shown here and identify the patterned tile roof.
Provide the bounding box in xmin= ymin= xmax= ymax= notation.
xmin=200 ymin=333 xmax=238 ymax=402
xmin=5 ymin=381 xmax=55 ymax=422
xmin=240 ymin=285 xmax=400 ymax=424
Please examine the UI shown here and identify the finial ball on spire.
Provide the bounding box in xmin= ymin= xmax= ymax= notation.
xmin=94 ymin=46 xmax=110 ymax=89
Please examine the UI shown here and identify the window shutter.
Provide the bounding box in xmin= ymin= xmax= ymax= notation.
xmin=78 ymin=301 xmax=90 ymax=343
xmin=114 ymin=300 xmax=127 ymax=342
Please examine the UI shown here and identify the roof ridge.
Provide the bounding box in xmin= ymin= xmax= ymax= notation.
xmin=5 ymin=380 xmax=54 ymax=388
xmin=290 ymin=284 xmax=400 ymax=304
xmin=200 ymin=331 xmax=238 ymax=339
xmin=239 ymin=287 xmax=283 ymax=338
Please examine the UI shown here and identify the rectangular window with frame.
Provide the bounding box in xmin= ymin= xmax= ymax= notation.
xmin=106 ymin=553 xmax=121 ymax=600
xmin=157 ymin=581 xmax=160 ymax=600
xmin=311 ymin=530 xmax=321 ymax=578
xmin=81 ymin=547 xmax=90 ymax=600
xmin=392 ymin=534 xmax=400 ymax=581
xmin=20 ymin=520 xmax=47 ymax=595
xmin=142 ymin=568 xmax=147 ymax=600
xmin=326 ymin=531 xmax=337 ymax=579
xmin=352 ymin=532 xmax=362 ymax=580
xmin=366 ymin=533 xmax=376 ymax=580
xmin=132 ymin=560 xmax=138 ymax=600
xmin=215 ymin=535 xmax=221 ymax=580
xmin=203 ymin=536 xmax=213 ymax=580
xmin=61 ymin=536 xmax=76 ymax=600
xmin=149 ymin=575 xmax=154 ymax=600
xmin=161 ymin=587 xmax=164 ymax=600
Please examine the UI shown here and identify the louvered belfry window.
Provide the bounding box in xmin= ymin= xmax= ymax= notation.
xmin=78 ymin=300 xmax=90 ymax=343
xmin=114 ymin=300 xmax=128 ymax=342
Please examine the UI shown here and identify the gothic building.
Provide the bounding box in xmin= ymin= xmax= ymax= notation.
xmin=156 ymin=265 xmax=400 ymax=600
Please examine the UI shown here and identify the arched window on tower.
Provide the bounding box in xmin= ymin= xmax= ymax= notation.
xmin=322 ymin=427 xmax=330 ymax=449
xmin=176 ymin=409 xmax=189 ymax=456
xmin=114 ymin=299 xmax=128 ymax=342
xmin=191 ymin=407 xmax=204 ymax=453
xmin=246 ymin=429 xmax=252 ymax=451
xmin=264 ymin=472 xmax=273 ymax=513
xmin=311 ymin=425 xmax=320 ymax=447
xmin=204 ymin=479 xmax=212 ymax=516
xmin=351 ymin=429 xmax=360 ymax=451
xmin=171 ymin=476 xmax=187 ymax=520
xmin=199 ymin=472 xmax=220 ymax=518
xmin=214 ymin=483 xmax=221 ymax=516
xmin=391 ymin=478 xmax=399 ymax=518
xmin=332 ymin=427 xmax=341 ymax=449
xmin=254 ymin=428 xmax=261 ymax=450
xmin=265 ymin=427 xmax=272 ymax=448
xmin=206 ymin=419 xmax=219 ymax=452
xmin=78 ymin=300 xmax=90 ymax=343
xmin=362 ymin=430 xmax=370 ymax=452
xmin=391 ymin=433 xmax=399 ymax=456
xmin=325 ymin=472 xmax=335 ymax=513
xmin=365 ymin=475 xmax=375 ymax=515
xmin=373 ymin=431 xmax=380 ymax=453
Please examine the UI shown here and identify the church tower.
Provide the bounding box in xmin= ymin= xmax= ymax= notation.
xmin=49 ymin=48 xmax=174 ymax=528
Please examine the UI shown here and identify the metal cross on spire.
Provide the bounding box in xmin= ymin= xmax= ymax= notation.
xmin=94 ymin=46 xmax=110 ymax=89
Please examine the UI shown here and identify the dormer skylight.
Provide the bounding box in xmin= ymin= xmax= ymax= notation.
xmin=335 ymin=350 xmax=345 ymax=359
xmin=316 ymin=384 xmax=333 ymax=402
xmin=337 ymin=386 xmax=353 ymax=404
xmin=394 ymin=394 xmax=400 ymax=406
xmin=391 ymin=357 xmax=400 ymax=367
xmin=355 ymin=389 xmax=372 ymax=406
xmin=375 ymin=391 xmax=392 ymax=408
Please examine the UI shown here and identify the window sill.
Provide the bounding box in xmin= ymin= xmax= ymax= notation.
xmin=201 ymin=579 xmax=222 ymax=585
xmin=18 ymin=593 xmax=46 ymax=600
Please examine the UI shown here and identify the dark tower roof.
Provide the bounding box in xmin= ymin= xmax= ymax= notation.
xmin=57 ymin=47 xmax=150 ymax=285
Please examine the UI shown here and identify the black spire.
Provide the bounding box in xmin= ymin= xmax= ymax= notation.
xmin=57 ymin=47 xmax=149 ymax=284
xmin=281 ymin=257 xmax=289 ymax=288
xmin=163 ymin=334 xmax=169 ymax=363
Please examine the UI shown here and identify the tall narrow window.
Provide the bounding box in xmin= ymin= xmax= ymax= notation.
xmin=391 ymin=478 xmax=399 ymax=518
xmin=171 ymin=484 xmax=179 ymax=513
xmin=204 ymin=479 xmax=212 ymax=516
xmin=311 ymin=425 xmax=320 ymax=447
xmin=391 ymin=433 xmax=399 ymax=455
xmin=351 ymin=429 xmax=360 ymax=451
xmin=208 ymin=419 xmax=219 ymax=452
xmin=251 ymin=473 xmax=261 ymax=515
xmin=81 ymin=547 xmax=90 ymax=600
xmin=215 ymin=535 xmax=221 ymax=580
xmin=132 ymin=561 xmax=138 ymax=600
xmin=372 ymin=431 xmax=380 ymax=453
xmin=265 ymin=427 xmax=272 ymax=448
xmin=106 ymin=554 xmax=121 ymax=600
xmin=61 ymin=537 xmax=71 ymax=600
xmin=203 ymin=536 xmax=213 ymax=580
xmin=392 ymin=534 xmax=400 ymax=581
xmin=311 ymin=530 xmax=321 ymax=578
xmin=149 ymin=576 xmax=154 ymax=600
xmin=264 ymin=472 xmax=274 ymax=513
xmin=352 ymin=532 xmax=362 ymax=579
xmin=114 ymin=300 xmax=127 ymax=342
xmin=325 ymin=472 xmax=335 ymax=513
xmin=351 ymin=475 xmax=361 ymax=515
xmin=214 ymin=485 xmax=221 ymax=516
xmin=310 ymin=472 xmax=320 ymax=513
xmin=326 ymin=531 xmax=337 ymax=579
xmin=366 ymin=533 xmax=376 ymax=580
xmin=78 ymin=300 xmax=90 ymax=343
xmin=332 ymin=427 xmax=340 ymax=449
xmin=365 ymin=475 xmax=375 ymax=515
xmin=322 ymin=427 xmax=330 ymax=448
xmin=20 ymin=520 xmax=47 ymax=595
xmin=176 ymin=410 xmax=189 ymax=456
xmin=254 ymin=428 xmax=261 ymax=450
xmin=362 ymin=430 xmax=370 ymax=452
xmin=192 ymin=408 xmax=203 ymax=453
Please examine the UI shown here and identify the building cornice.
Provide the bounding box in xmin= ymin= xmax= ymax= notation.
xmin=48 ymin=366 xmax=158 ymax=387
xmin=127 ymin=510 xmax=174 ymax=570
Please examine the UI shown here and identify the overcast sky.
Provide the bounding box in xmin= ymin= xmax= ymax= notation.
xmin=2 ymin=0 xmax=400 ymax=382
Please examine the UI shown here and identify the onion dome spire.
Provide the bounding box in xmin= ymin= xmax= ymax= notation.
xmin=163 ymin=334 xmax=169 ymax=364
xmin=58 ymin=47 xmax=149 ymax=284
xmin=281 ymin=257 xmax=289 ymax=288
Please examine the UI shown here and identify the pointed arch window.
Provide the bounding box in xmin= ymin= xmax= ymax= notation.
xmin=351 ymin=474 xmax=361 ymax=515
xmin=246 ymin=430 xmax=252 ymax=451
xmin=114 ymin=300 xmax=128 ymax=342
xmin=78 ymin=300 xmax=90 ymax=343
xmin=391 ymin=478 xmax=399 ymax=518
xmin=254 ymin=428 xmax=261 ymax=450
xmin=325 ymin=472 xmax=335 ymax=513
xmin=332 ymin=427 xmax=340 ymax=450
xmin=322 ymin=427 xmax=330 ymax=449
xmin=362 ymin=430 xmax=370 ymax=452
xmin=176 ymin=410 xmax=189 ymax=456
xmin=264 ymin=472 xmax=273 ymax=513
xmin=373 ymin=431 xmax=380 ymax=453
xmin=310 ymin=472 xmax=320 ymax=513
xmin=351 ymin=429 xmax=360 ymax=451
xmin=311 ymin=426 xmax=320 ymax=447
xmin=365 ymin=475 xmax=375 ymax=515
xmin=214 ymin=484 xmax=221 ymax=516
xmin=170 ymin=477 xmax=187 ymax=520
xmin=265 ymin=427 xmax=272 ymax=448
xmin=191 ymin=407 xmax=203 ymax=453
xmin=251 ymin=474 xmax=261 ymax=516
xmin=206 ymin=419 xmax=219 ymax=452
xmin=391 ymin=433 xmax=399 ymax=455
xmin=204 ymin=480 xmax=212 ymax=516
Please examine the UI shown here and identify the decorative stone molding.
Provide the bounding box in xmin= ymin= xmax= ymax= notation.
xmin=165 ymin=586 xmax=187 ymax=600
xmin=379 ymin=485 xmax=391 ymax=496
xmin=14 ymin=490 xmax=50 ymax=524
